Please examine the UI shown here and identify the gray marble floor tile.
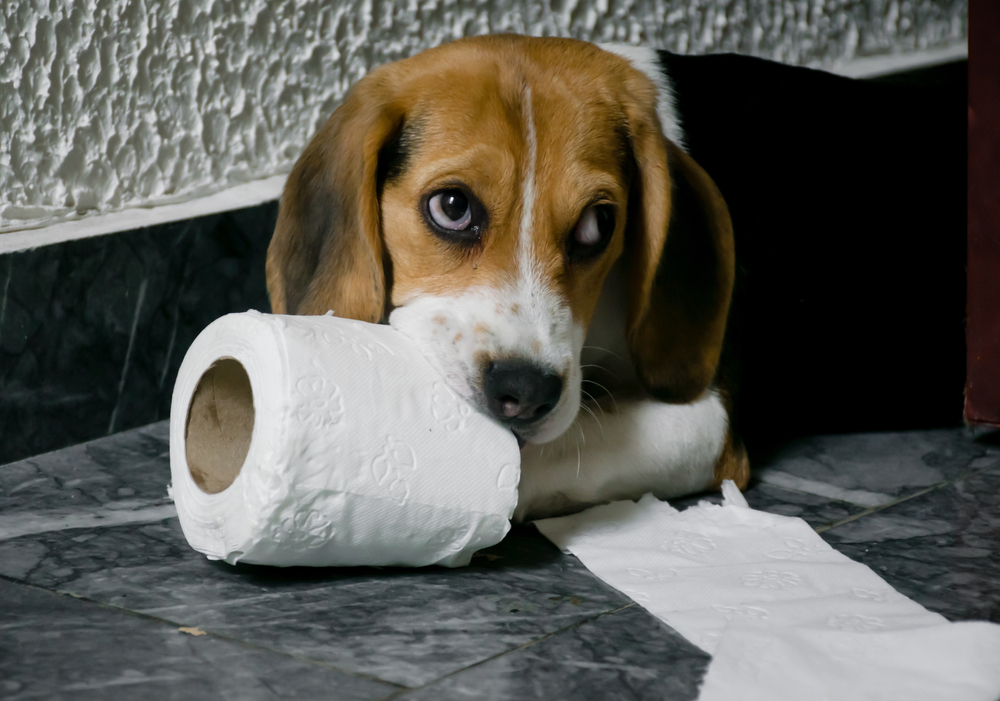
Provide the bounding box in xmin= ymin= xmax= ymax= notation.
xmin=0 ymin=520 xmax=632 ymax=688
xmin=0 ymin=578 xmax=397 ymax=701
xmin=0 ymin=422 xmax=170 ymax=517
xmin=742 ymin=482 xmax=867 ymax=528
xmin=1 ymin=419 xmax=638 ymax=687
xmin=0 ymin=422 xmax=175 ymax=543
xmin=399 ymin=604 xmax=709 ymax=701
xmin=750 ymin=428 xmax=999 ymax=507
xmin=4 ymin=421 xmax=998 ymax=696
xmin=821 ymin=468 xmax=1000 ymax=623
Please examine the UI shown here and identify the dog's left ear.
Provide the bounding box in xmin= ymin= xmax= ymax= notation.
xmin=622 ymin=93 xmax=736 ymax=404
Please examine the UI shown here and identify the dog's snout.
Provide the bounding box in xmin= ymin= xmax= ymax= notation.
xmin=483 ymin=360 xmax=563 ymax=424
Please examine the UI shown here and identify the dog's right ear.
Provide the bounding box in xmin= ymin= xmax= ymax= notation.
xmin=619 ymin=71 xmax=736 ymax=404
xmin=266 ymin=72 xmax=404 ymax=320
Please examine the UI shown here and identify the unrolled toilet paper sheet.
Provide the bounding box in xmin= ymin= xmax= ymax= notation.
xmin=535 ymin=483 xmax=1000 ymax=700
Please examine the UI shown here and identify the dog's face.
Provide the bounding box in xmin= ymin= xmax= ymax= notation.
xmin=267 ymin=36 xmax=736 ymax=446
xmin=381 ymin=53 xmax=635 ymax=443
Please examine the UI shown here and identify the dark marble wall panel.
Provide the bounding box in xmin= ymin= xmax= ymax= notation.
xmin=0 ymin=202 xmax=277 ymax=466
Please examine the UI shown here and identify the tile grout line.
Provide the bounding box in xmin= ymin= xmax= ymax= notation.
xmin=381 ymin=602 xmax=638 ymax=700
xmin=755 ymin=471 xmax=895 ymax=509
xmin=813 ymin=483 xmax=945 ymax=533
xmin=0 ymin=502 xmax=179 ymax=542
xmin=752 ymin=481 xmax=881 ymax=509
xmin=814 ymin=464 xmax=993 ymax=534
xmin=0 ymin=573 xmax=412 ymax=693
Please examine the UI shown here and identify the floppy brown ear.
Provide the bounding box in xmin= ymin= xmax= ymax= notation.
xmin=266 ymin=72 xmax=403 ymax=320
xmin=623 ymin=104 xmax=736 ymax=404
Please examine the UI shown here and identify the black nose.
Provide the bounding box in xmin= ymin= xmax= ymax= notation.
xmin=483 ymin=360 xmax=563 ymax=424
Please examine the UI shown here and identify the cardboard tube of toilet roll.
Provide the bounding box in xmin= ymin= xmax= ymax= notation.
xmin=168 ymin=311 xmax=520 ymax=567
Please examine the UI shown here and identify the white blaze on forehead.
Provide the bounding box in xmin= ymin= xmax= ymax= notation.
xmin=518 ymin=85 xmax=540 ymax=291
xmin=511 ymin=85 xmax=567 ymax=356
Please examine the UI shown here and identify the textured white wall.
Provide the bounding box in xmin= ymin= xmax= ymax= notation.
xmin=0 ymin=0 xmax=967 ymax=232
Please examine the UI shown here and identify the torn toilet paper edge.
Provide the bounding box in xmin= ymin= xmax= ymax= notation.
xmin=535 ymin=481 xmax=1000 ymax=701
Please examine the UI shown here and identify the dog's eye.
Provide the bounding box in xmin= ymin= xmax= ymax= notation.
xmin=569 ymin=205 xmax=615 ymax=261
xmin=428 ymin=190 xmax=472 ymax=231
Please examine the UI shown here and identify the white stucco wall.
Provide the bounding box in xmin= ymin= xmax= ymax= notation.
xmin=0 ymin=0 xmax=967 ymax=234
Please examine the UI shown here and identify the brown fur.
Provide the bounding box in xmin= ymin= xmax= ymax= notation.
xmin=711 ymin=429 xmax=751 ymax=491
xmin=626 ymin=141 xmax=736 ymax=404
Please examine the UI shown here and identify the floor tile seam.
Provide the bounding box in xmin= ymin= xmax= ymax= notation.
xmin=745 ymin=480 xmax=889 ymax=533
xmin=0 ymin=503 xmax=179 ymax=542
xmin=755 ymin=469 xmax=903 ymax=509
xmin=0 ymin=573 xmax=410 ymax=693
xmin=749 ymin=479 xmax=867 ymax=509
xmin=814 ymin=465 xmax=992 ymax=534
xmin=381 ymin=602 xmax=638 ymax=699
xmin=752 ymin=475 xmax=954 ymax=513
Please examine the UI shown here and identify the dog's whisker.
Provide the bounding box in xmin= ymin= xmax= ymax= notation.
xmin=581 ymin=389 xmax=609 ymax=422
xmin=579 ymin=402 xmax=605 ymax=438
xmin=575 ymin=433 xmax=582 ymax=481
xmin=581 ymin=345 xmax=623 ymax=360
xmin=579 ymin=363 xmax=621 ymax=381
xmin=581 ymin=378 xmax=611 ymax=393
xmin=581 ymin=379 xmax=619 ymax=413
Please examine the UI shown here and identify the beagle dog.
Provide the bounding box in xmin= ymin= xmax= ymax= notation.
xmin=266 ymin=35 xmax=966 ymax=521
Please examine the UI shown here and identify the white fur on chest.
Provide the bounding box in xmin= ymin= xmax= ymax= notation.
xmin=515 ymin=389 xmax=728 ymax=520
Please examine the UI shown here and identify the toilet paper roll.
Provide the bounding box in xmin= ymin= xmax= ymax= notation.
xmin=169 ymin=311 xmax=521 ymax=568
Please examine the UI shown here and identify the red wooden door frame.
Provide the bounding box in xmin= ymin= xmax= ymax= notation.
xmin=966 ymin=0 xmax=1000 ymax=427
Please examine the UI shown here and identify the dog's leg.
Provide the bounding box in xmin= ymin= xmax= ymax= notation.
xmin=513 ymin=390 xmax=746 ymax=522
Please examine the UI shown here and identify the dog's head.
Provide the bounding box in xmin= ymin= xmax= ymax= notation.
xmin=266 ymin=35 xmax=734 ymax=445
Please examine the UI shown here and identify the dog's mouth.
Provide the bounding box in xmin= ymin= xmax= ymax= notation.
xmin=513 ymin=431 xmax=527 ymax=450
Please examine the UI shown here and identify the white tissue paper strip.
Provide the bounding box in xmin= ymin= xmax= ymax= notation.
xmin=535 ymin=482 xmax=1000 ymax=700
xmin=169 ymin=311 xmax=520 ymax=568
